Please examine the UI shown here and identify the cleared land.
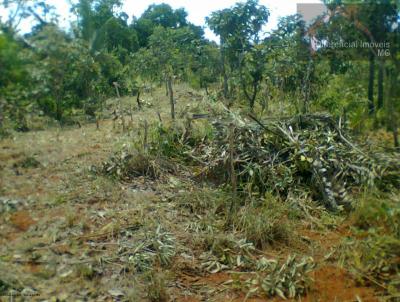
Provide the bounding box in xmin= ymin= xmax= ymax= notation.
xmin=0 ymin=86 xmax=398 ymax=301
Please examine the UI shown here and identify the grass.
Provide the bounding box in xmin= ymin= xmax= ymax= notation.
xmin=339 ymin=190 xmax=400 ymax=298
xmin=146 ymin=271 xmax=170 ymax=302
xmin=175 ymin=187 xmax=228 ymax=215
xmin=351 ymin=191 xmax=400 ymax=236
xmin=233 ymin=194 xmax=296 ymax=249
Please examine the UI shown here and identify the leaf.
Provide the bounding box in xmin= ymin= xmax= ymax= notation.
xmin=108 ymin=289 xmax=124 ymax=297
xmin=276 ymin=288 xmax=287 ymax=300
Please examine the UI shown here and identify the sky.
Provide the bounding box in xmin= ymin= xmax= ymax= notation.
xmin=1 ymin=0 xmax=323 ymax=41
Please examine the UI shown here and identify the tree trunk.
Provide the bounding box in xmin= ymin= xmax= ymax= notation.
xmin=239 ymin=56 xmax=259 ymax=111
xmin=113 ymin=82 xmax=125 ymax=132
xmin=114 ymin=84 xmax=121 ymax=98
xmin=220 ymin=37 xmax=228 ymax=99
xmin=377 ymin=60 xmax=384 ymax=110
xmin=0 ymin=100 xmax=4 ymax=130
xmin=56 ymin=99 xmax=63 ymax=122
xmin=226 ymin=123 xmax=237 ymax=227
xmin=302 ymin=58 xmax=313 ymax=114
xmin=248 ymin=81 xmax=259 ymax=110
xmin=368 ymin=52 xmax=375 ymax=115
xmin=136 ymin=91 xmax=142 ymax=110
xmin=119 ymin=99 xmax=126 ymax=132
xmin=388 ymin=69 xmax=399 ymax=149
xmin=168 ymin=76 xmax=175 ymax=120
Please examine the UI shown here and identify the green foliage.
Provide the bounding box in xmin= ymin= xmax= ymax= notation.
xmin=352 ymin=191 xmax=400 ymax=238
xmin=28 ymin=25 xmax=102 ymax=121
xmin=0 ymin=32 xmax=32 ymax=131
xmin=340 ymin=191 xmax=400 ymax=298
xmin=132 ymin=3 xmax=191 ymax=47
xmin=0 ymin=33 xmax=27 ymax=87
xmin=207 ymin=0 xmax=270 ymax=107
xmin=197 ymin=113 xmax=394 ymax=210
xmin=127 ymin=225 xmax=176 ymax=272
xmin=247 ymin=255 xmax=315 ymax=299
xmin=149 ymin=122 xmax=213 ymax=160
xmin=201 ymin=234 xmax=256 ymax=272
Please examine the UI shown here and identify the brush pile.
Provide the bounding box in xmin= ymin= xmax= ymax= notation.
xmin=98 ymin=149 xmax=177 ymax=181
xmin=193 ymin=113 xmax=399 ymax=210
xmin=99 ymin=110 xmax=398 ymax=211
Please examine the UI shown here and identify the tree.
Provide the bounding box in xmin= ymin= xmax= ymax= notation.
xmin=207 ymin=0 xmax=269 ymax=108
xmin=132 ymin=4 xmax=190 ymax=47
xmin=29 ymin=25 xmax=100 ymax=121
xmin=322 ymin=0 xmax=398 ymax=115
xmin=266 ymin=14 xmax=318 ymax=113
xmin=72 ymin=0 xmax=138 ymax=55
xmin=0 ymin=28 xmax=30 ymax=131
xmin=192 ymin=42 xmax=220 ymax=95
xmin=131 ymin=26 xmax=200 ymax=119
xmin=0 ymin=0 xmax=57 ymax=34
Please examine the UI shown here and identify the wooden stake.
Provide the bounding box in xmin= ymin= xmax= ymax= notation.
xmin=227 ymin=123 xmax=237 ymax=226
xmin=143 ymin=120 xmax=148 ymax=152
xmin=129 ymin=104 xmax=134 ymax=122
xmin=167 ymin=76 xmax=175 ymax=120
xmin=113 ymin=82 xmax=125 ymax=132
xmin=113 ymin=82 xmax=121 ymax=98
xmin=136 ymin=90 xmax=142 ymax=110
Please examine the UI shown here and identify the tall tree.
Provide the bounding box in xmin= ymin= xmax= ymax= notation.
xmin=72 ymin=0 xmax=138 ymax=55
xmin=207 ymin=0 xmax=269 ymax=108
xmin=132 ymin=4 xmax=193 ymax=47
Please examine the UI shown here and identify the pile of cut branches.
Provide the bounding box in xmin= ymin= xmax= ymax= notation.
xmin=98 ymin=149 xmax=177 ymax=181
xmin=193 ymin=113 xmax=399 ymax=210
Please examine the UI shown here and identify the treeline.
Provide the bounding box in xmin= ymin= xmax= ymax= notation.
xmin=0 ymin=0 xmax=212 ymax=127
xmin=0 ymin=0 xmax=399 ymax=146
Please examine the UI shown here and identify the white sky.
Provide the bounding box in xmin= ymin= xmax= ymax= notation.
xmin=1 ymin=0 xmax=323 ymax=41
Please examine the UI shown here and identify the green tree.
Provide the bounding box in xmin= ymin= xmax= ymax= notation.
xmin=132 ymin=3 xmax=189 ymax=47
xmin=207 ymin=0 xmax=269 ymax=108
xmin=72 ymin=0 xmax=138 ymax=55
xmin=266 ymin=14 xmax=318 ymax=113
xmin=29 ymin=25 xmax=100 ymax=121
xmin=192 ymin=42 xmax=220 ymax=95
xmin=0 ymin=29 xmax=30 ymax=131
xmin=131 ymin=26 xmax=200 ymax=119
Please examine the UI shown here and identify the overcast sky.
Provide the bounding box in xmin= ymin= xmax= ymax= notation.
xmin=1 ymin=0 xmax=323 ymax=41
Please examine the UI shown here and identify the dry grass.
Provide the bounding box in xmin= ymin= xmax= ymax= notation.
xmin=233 ymin=195 xmax=296 ymax=249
